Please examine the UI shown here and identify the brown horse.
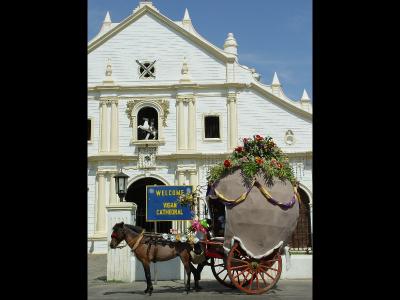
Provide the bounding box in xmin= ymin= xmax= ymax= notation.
xmin=109 ymin=222 xmax=201 ymax=295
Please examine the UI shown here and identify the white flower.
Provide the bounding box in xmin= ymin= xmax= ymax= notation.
xmin=162 ymin=233 xmax=169 ymax=240
xmin=193 ymin=237 xmax=199 ymax=244
xmin=180 ymin=235 xmax=187 ymax=243
xmin=170 ymin=235 xmax=176 ymax=242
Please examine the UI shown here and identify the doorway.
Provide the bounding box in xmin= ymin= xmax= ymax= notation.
xmin=125 ymin=177 xmax=172 ymax=233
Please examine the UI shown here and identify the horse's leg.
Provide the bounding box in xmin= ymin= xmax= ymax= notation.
xmin=189 ymin=262 xmax=202 ymax=292
xmin=194 ymin=261 xmax=207 ymax=291
xmin=142 ymin=261 xmax=153 ymax=295
xmin=179 ymin=253 xmax=191 ymax=294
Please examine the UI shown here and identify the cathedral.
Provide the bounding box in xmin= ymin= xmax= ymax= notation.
xmin=88 ymin=1 xmax=312 ymax=279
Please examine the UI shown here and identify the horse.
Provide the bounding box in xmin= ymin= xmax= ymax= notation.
xmin=109 ymin=222 xmax=202 ymax=295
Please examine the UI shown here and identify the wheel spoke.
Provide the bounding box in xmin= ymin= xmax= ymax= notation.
xmin=213 ymin=263 xmax=225 ymax=267
xmin=231 ymin=257 xmax=247 ymax=264
xmin=233 ymin=267 xmax=250 ymax=280
xmin=260 ymin=263 xmax=278 ymax=272
xmin=256 ymin=272 xmax=260 ymax=289
xmin=248 ymin=272 xmax=255 ymax=289
xmin=260 ymin=271 xmax=269 ymax=287
xmin=229 ymin=264 xmax=248 ymax=270
xmin=239 ymin=271 xmax=252 ymax=287
xmin=263 ymin=270 xmax=276 ymax=280
xmin=216 ymin=269 xmax=225 ymax=275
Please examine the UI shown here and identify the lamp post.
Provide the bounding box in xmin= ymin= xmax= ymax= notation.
xmin=113 ymin=170 xmax=129 ymax=202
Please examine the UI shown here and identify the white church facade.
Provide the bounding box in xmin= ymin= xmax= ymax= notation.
xmin=88 ymin=1 xmax=312 ymax=278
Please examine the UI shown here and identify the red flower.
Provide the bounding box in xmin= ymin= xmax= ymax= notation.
xmin=243 ymin=138 xmax=248 ymax=144
xmin=224 ymin=160 xmax=231 ymax=168
xmin=255 ymin=157 xmax=264 ymax=165
xmin=235 ymin=146 xmax=243 ymax=153
xmin=255 ymin=135 xmax=263 ymax=141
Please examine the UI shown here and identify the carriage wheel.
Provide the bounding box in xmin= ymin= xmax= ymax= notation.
xmin=210 ymin=257 xmax=235 ymax=288
xmin=226 ymin=242 xmax=282 ymax=295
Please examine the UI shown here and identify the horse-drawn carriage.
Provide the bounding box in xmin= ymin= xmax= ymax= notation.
xmin=110 ymin=134 xmax=300 ymax=295
xmin=196 ymin=168 xmax=299 ymax=295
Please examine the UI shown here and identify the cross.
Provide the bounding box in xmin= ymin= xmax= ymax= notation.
xmin=136 ymin=60 xmax=156 ymax=78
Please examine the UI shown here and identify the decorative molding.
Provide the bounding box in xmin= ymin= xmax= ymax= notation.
xmin=138 ymin=146 xmax=157 ymax=169
xmin=176 ymin=94 xmax=195 ymax=103
xmin=99 ymin=96 xmax=118 ymax=107
xmin=125 ymin=99 xmax=169 ymax=127
xmin=159 ymin=100 xmax=170 ymax=127
xmin=88 ymin=151 xmax=312 ymax=162
xmin=96 ymin=169 xmax=118 ymax=176
xmin=88 ymin=82 xmax=249 ymax=93
xmin=125 ymin=100 xmax=141 ymax=127
xmin=227 ymin=93 xmax=237 ymax=103
xmin=284 ymin=130 xmax=296 ymax=145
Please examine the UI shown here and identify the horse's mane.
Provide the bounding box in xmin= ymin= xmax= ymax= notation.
xmin=124 ymin=224 xmax=144 ymax=234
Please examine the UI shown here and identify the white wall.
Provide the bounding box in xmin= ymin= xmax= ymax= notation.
xmin=237 ymin=89 xmax=312 ymax=153
xmin=88 ymin=13 xmax=226 ymax=86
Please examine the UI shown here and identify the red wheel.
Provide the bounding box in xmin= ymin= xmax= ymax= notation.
xmin=210 ymin=257 xmax=235 ymax=288
xmin=226 ymin=242 xmax=282 ymax=295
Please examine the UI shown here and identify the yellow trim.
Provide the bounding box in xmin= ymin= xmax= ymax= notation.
xmin=213 ymin=180 xmax=298 ymax=206
xmin=214 ymin=188 xmax=248 ymax=204
xmin=145 ymin=185 xmax=194 ymax=222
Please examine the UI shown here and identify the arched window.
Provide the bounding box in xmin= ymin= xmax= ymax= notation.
xmin=289 ymin=188 xmax=312 ymax=253
xmin=137 ymin=107 xmax=158 ymax=140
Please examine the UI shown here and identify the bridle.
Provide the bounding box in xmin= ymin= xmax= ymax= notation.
xmin=111 ymin=227 xmax=145 ymax=250
xmin=111 ymin=231 xmax=129 ymax=249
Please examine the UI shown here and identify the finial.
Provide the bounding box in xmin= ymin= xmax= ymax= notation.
xmin=100 ymin=11 xmax=112 ymax=34
xmin=104 ymin=11 xmax=111 ymax=23
xmin=301 ymin=89 xmax=311 ymax=101
xmin=134 ymin=1 xmax=158 ymax=13
xmin=183 ymin=8 xmax=191 ymax=21
xmin=272 ymin=72 xmax=281 ymax=85
xmin=224 ymin=33 xmax=238 ymax=55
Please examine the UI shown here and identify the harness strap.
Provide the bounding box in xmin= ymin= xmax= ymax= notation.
xmin=128 ymin=230 xmax=145 ymax=251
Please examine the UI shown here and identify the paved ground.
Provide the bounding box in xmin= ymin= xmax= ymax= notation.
xmin=89 ymin=254 xmax=312 ymax=300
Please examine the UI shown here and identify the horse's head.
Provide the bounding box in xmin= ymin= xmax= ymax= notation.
xmin=109 ymin=222 xmax=126 ymax=249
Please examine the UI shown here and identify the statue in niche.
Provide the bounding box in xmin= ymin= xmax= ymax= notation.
xmin=138 ymin=117 xmax=157 ymax=140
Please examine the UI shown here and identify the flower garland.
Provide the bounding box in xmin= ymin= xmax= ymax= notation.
xmin=161 ymin=217 xmax=209 ymax=244
xmin=207 ymin=135 xmax=297 ymax=185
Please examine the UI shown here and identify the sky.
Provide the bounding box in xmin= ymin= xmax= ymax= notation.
xmin=88 ymin=0 xmax=312 ymax=101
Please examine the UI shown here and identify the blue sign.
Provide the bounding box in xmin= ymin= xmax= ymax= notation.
xmin=146 ymin=185 xmax=193 ymax=221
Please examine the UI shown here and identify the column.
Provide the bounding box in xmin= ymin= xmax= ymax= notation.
xmin=177 ymin=170 xmax=186 ymax=233
xmin=227 ymin=94 xmax=238 ymax=150
xmin=187 ymin=98 xmax=196 ymax=150
xmin=178 ymin=170 xmax=186 ymax=185
xmin=106 ymin=202 xmax=137 ymax=282
xmin=96 ymin=172 xmax=106 ymax=234
xmin=177 ymin=98 xmax=186 ymax=151
xmin=109 ymin=171 xmax=118 ymax=205
xmin=189 ymin=170 xmax=197 ymax=189
xmin=110 ymin=99 xmax=119 ymax=153
xmin=189 ymin=170 xmax=198 ymax=220
xmin=99 ymin=100 xmax=108 ymax=152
